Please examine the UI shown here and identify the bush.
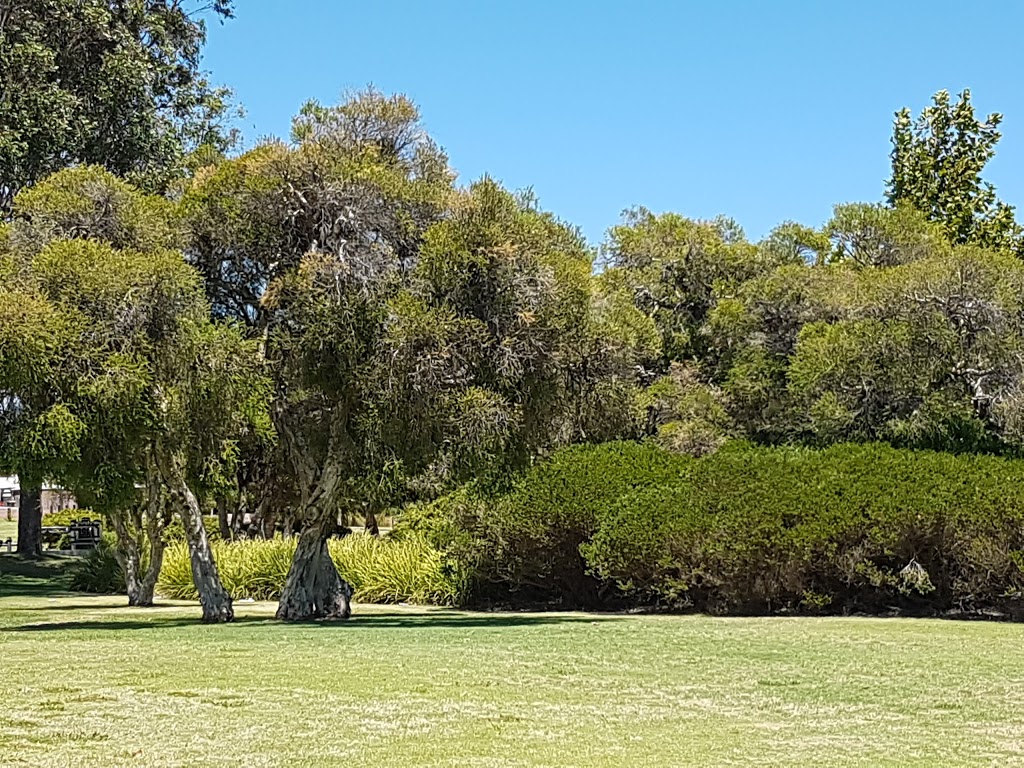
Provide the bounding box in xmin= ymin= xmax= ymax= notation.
xmin=157 ymin=533 xmax=468 ymax=606
xmin=163 ymin=515 xmax=221 ymax=542
xmin=69 ymin=533 xmax=125 ymax=594
xmin=398 ymin=443 xmax=693 ymax=606
xmin=582 ymin=443 xmax=1024 ymax=615
xmin=42 ymin=509 xmax=99 ymax=527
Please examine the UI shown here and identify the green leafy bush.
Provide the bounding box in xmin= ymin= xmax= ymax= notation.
xmin=397 ymin=443 xmax=693 ymax=606
xmin=157 ymin=533 xmax=468 ymax=605
xmin=42 ymin=509 xmax=99 ymax=527
xmin=163 ymin=515 xmax=221 ymax=542
xmin=582 ymin=443 xmax=1024 ymax=614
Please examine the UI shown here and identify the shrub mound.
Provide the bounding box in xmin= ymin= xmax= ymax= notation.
xmin=418 ymin=441 xmax=1024 ymax=615
xmin=68 ymin=533 xmax=124 ymax=593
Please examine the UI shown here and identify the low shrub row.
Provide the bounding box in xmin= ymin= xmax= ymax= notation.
xmin=407 ymin=441 xmax=1024 ymax=615
xmin=72 ymin=531 xmax=467 ymax=606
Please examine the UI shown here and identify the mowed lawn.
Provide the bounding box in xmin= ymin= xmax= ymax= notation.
xmin=2 ymin=559 xmax=1024 ymax=766
xmin=0 ymin=518 xmax=16 ymax=543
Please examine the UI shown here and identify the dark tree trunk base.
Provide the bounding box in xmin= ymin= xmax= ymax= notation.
xmin=276 ymin=527 xmax=352 ymax=621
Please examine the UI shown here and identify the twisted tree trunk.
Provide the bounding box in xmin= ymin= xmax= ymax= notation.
xmin=275 ymin=521 xmax=352 ymax=621
xmin=110 ymin=511 xmax=168 ymax=607
xmin=178 ymin=481 xmax=233 ymax=622
xmin=156 ymin=445 xmax=233 ymax=623
xmin=276 ymin=465 xmax=352 ymax=621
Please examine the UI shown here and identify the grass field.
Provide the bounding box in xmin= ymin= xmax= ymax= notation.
xmin=0 ymin=517 xmax=16 ymax=543
xmin=2 ymin=557 xmax=1024 ymax=766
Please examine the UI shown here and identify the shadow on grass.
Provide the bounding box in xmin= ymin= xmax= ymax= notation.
xmin=5 ymin=611 xmax=612 ymax=633
xmin=0 ymin=554 xmax=76 ymax=598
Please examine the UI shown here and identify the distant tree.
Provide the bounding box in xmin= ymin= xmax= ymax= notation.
xmin=886 ymin=89 xmax=1022 ymax=255
xmin=0 ymin=0 xmax=238 ymax=211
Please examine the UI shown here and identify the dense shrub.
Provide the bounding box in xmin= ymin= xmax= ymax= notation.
xmin=42 ymin=509 xmax=99 ymax=527
xmin=163 ymin=516 xmax=221 ymax=542
xmin=416 ymin=441 xmax=1024 ymax=615
xmin=157 ymin=533 xmax=468 ymax=605
xmin=396 ymin=443 xmax=693 ymax=605
xmin=582 ymin=443 xmax=1024 ymax=614
xmin=68 ymin=533 xmax=125 ymax=594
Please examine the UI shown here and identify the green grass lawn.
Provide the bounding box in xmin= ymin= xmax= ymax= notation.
xmin=0 ymin=517 xmax=16 ymax=543
xmin=2 ymin=558 xmax=1024 ymax=766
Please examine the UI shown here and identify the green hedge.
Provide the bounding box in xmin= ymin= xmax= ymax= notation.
xmin=156 ymin=533 xmax=469 ymax=606
xmin=417 ymin=441 xmax=1024 ymax=615
xmin=394 ymin=443 xmax=693 ymax=606
xmin=583 ymin=443 xmax=1024 ymax=614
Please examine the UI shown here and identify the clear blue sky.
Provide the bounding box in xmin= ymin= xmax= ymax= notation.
xmin=203 ymin=0 xmax=1024 ymax=246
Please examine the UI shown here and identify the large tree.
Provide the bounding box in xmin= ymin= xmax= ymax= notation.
xmin=0 ymin=0 xmax=236 ymax=211
xmin=1 ymin=167 xmax=267 ymax=619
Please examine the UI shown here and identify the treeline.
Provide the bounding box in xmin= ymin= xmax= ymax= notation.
xmin=4 ymin=4 xmax=1024 ymax=621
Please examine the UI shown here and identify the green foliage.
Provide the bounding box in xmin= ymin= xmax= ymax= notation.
xmin=157 ymin=534 xmax=468 ymax=606
xmin=163 ymin=516 xmax=221 ymax=543
xmin=68 ymin=533 xmax=124 ymax=594
xmin=0 ymin=0 xmax=237 ymax=210
xmin=9 ymin=166 xmax=181 ymax=255
xmin=887 ymin=89 xmax=1022 ymax=254
xmin=41 ymin=509 xmax=98 ymax=527
xmin=582 ymin=442 xmax=1024 ymax=614
xmin=641 ymin=363 xmax=735 ymax=456
xmin=411 ymin=443 xmax=693 ymax=605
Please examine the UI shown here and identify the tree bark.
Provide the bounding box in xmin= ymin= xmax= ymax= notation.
xmin=135 ymin=538 xmax=166 ymax=606
xmin=276 ymin=521 xmax=352 ymax=621
xmin=216 ymin=496 xmax=230 ymax=540
xmin=156 ymin=445 xmax=234 ymax=623
xmin=178 ymin=482 xmax=234 ymax=622
xmin=110 ymin=507 xmax=168 ymax=607
xmin=16 ymin=481 xmax=42 ymax=557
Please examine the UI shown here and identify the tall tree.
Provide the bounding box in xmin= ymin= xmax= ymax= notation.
xmin=887 ymin=89 xmax=1022 ymax=255
xmin=1 ymin=167 xmax=268 ymax=619
xmin=0 ymin=0 xmax=237 ymax=211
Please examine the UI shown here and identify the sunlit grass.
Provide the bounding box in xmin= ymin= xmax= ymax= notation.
xmin=2 ymin=557 xmax=1024 ymax=766
xmin=0 ymin=517 xmax=17 ymax=544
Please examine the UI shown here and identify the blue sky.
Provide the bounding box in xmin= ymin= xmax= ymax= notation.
xmin=203 ymin=0 xmax=1024 ymax=246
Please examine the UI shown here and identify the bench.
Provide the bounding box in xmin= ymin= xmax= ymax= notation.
xmin=69 ymin=519 xmax=101 ymax=553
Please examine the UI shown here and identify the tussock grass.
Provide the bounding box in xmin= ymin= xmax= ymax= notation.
xmin=157 ymin=533 xmax=468 ymax=605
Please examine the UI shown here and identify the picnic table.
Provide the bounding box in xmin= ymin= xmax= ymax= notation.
xmin=41 ymin=519 xmax=102 ymax=553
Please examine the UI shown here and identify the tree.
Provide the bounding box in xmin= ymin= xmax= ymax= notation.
xmin=180 ymin=90 xmax=456 ymax=542
xmin=1 ymin=167 xmax=268 ymax=618
xmin=887 ymin=89 xmax=1022 ymax=255
xmin=0 ymin=272 xmax=81 ymax=556
xmin=265 ymin=174 xmax=645 ymax=620
xmin=0 ymin=0 xmax=237 ymax=211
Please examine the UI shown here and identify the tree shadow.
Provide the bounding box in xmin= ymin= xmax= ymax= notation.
xmin=0 ymin=554 xmax=76 ymax=598
xmin=4 ymin=611 xmax=613 ymax=633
